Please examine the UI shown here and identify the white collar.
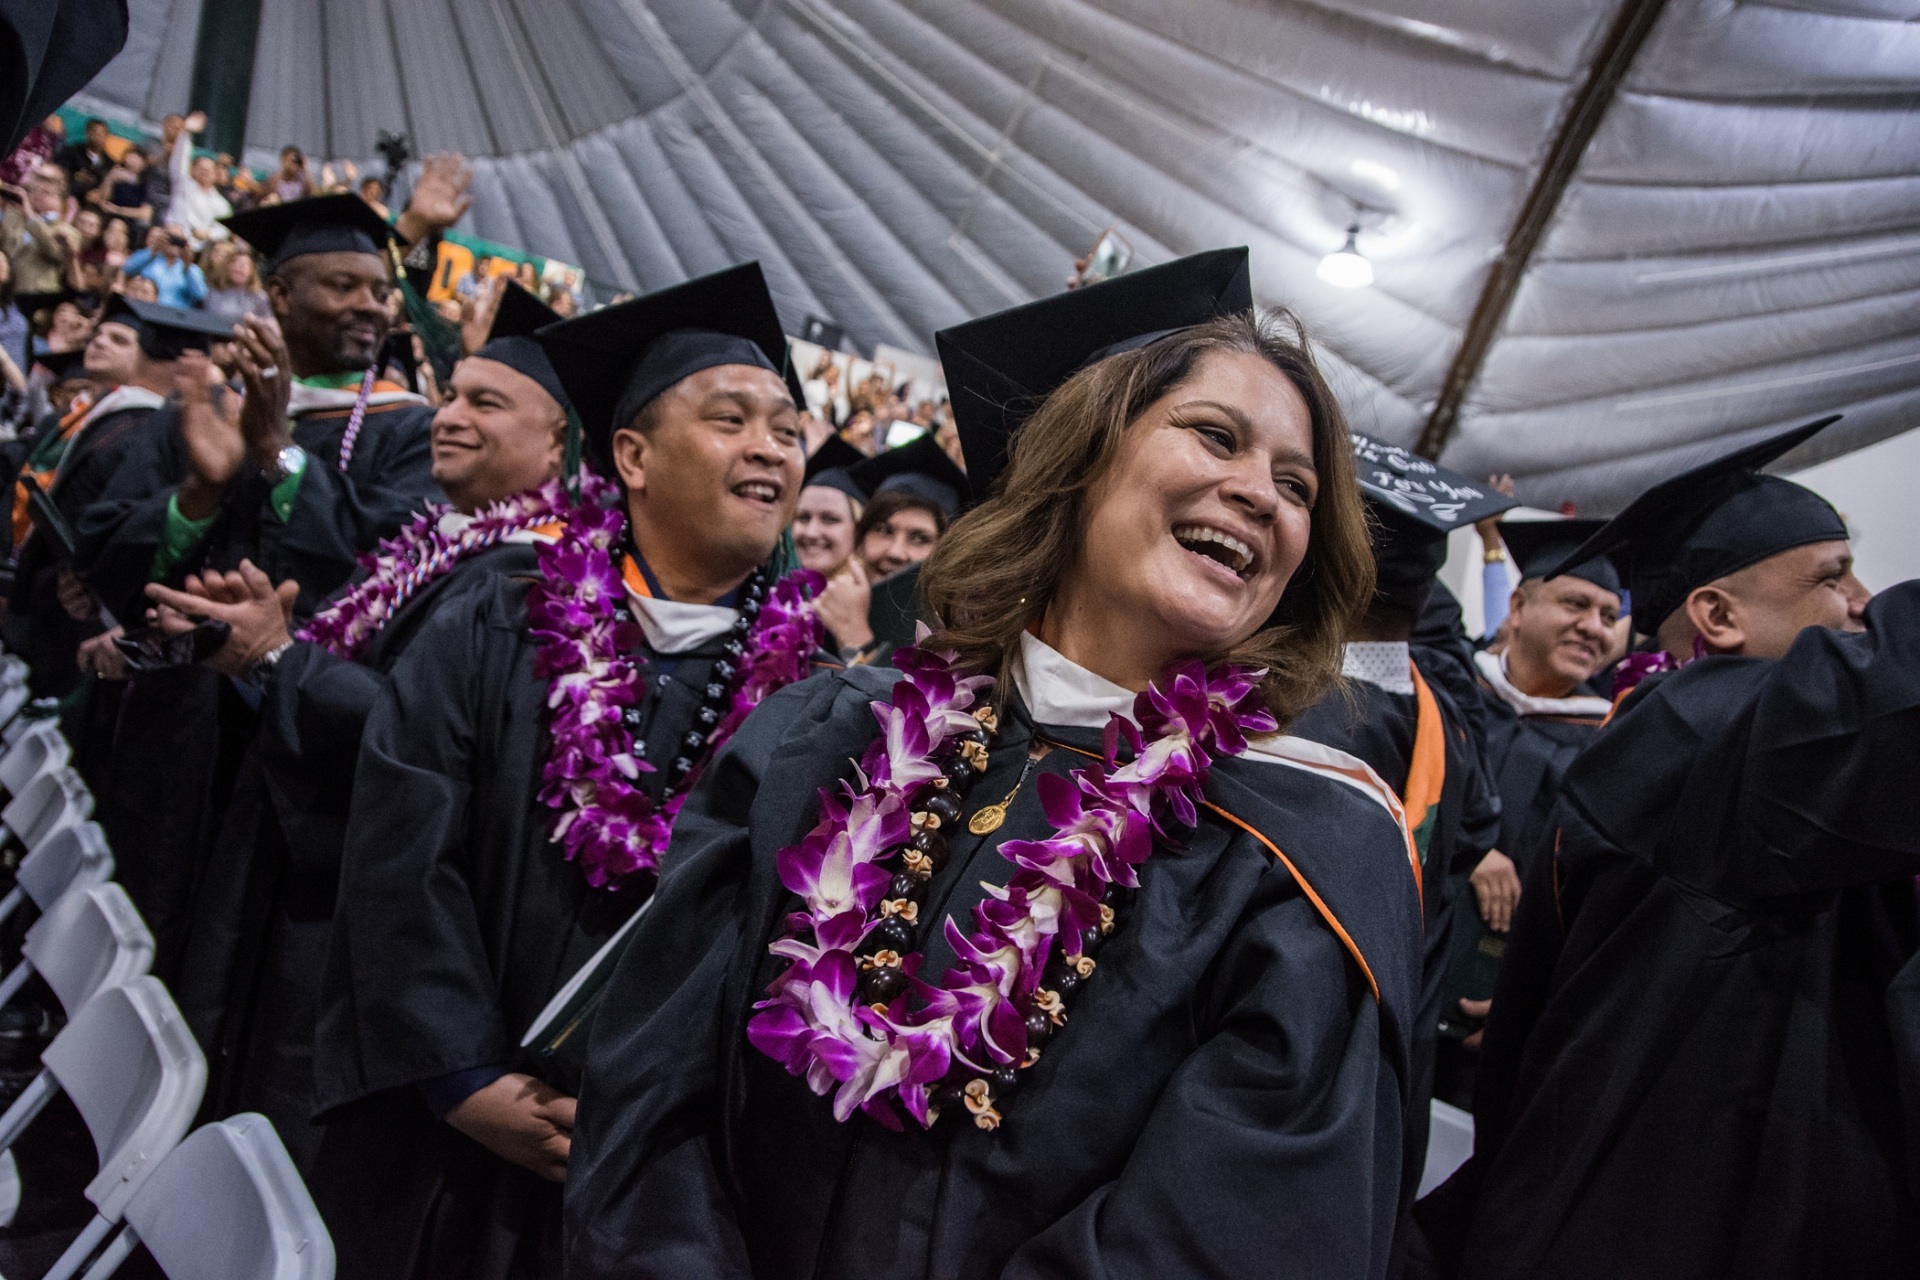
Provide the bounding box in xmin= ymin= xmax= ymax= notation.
xmin=625 ymin=588 xmax=739 ymax=656
xmin=287 ymin=380 xmax=427 ymax=417
xmin=1013 ymin=632 xmax=1138 ymax=729
xmin=79 ymin=384 xmax=166 ymax=428
xmin=1341 ymin=641 xmax=1414 ymax=696
xmin=1475 ymin=649 xmax=1613 ymax=718
xmin=1012 ymin=632 xmax=1406 ymax=827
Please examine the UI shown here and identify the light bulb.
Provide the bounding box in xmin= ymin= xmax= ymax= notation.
xmin=1317 ymin=227 xmax=1373 ymax=289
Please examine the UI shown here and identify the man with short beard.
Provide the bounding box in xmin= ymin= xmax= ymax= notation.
xmin=1427 ymin=416 xmax=1918 ymax=1280
xmin=311 ymin=262 xmax=825 ymax=1280
xmin=147 ymin=284 xmax=573 ymax=1174
xmin=73 ymin=190 xmax=463 ymax=981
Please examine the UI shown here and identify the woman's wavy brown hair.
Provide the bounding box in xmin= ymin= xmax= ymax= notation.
xmin=920 ymin=307 xmax=1373 ymax=729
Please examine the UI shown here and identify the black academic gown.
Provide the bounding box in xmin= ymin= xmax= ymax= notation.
xmin=564 ymin=665 xmax=1425 ymax=1280
xmin=4 ymin=398 xmax=164 ymax=789
xmin=1290 ymin=661 xmax=1500 ymax=1260
xmin=178 ymin=537 xmax=543 ymax=1173
xmin=69 ymin=395 xmax=437 ymax=983
xmin=311 ymin=570 xmax=794 ymax=1280
xmin=1430 ymin=581 xmax=1920 ymax=1280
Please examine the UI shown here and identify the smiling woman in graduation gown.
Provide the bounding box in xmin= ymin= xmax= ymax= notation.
xmin=565 ymin=250 xmax=1425 ymax=1279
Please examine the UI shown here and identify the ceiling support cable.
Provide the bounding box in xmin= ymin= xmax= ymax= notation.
xmin=1414 ymin=0 xmax=1671 ymax=460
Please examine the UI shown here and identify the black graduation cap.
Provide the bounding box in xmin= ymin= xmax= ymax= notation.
xmin=112 ymin=296 xmax=236 ymax=361
xmin=471 ymin=281 xmax=567 ymax=411
xmin=533 ymin=262 xmax=804 ymax=471
xmin=31 ymin=346 xmax=90 ymax=383
xmin=1496 ymin=519 xmax=1620 ymax=596
xmin=935 ymin=247 xmax=1252 ymax=499
xmin=846 ymin=434 xmax=971 ymax=519
xmin=1349 ymin=433 xmax=1518 ymax=611
xmin=13 ymin=288 xmax=88 ymax=323
xmin=220 ymin=193 xmax=397 ymax=274
xmin=1546 ymin=415 xmax=1846 ymax=630
xmin=803 ymin=434 xmax=867 ymax=504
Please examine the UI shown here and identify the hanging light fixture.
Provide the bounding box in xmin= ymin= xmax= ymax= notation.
xmin=1317 ymin=224 xmax=1374 ymax=289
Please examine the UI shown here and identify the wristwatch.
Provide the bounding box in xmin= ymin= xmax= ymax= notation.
xmin=246 ymin=639 xmax=296 ymax=686
xmin=262 ymin=442 xmax=305 ymax=485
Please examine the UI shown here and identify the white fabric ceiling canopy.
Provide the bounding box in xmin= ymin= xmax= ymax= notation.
xmin=81 ymin=0 xmax=1920 ymax=511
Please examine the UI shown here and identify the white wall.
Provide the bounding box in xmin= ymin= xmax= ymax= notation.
xmin=1786 ymin=425 xmax=1920 ymax=594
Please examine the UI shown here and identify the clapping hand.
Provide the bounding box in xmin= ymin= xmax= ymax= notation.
xmin=174 ymin=351 xmax=247 ymax=519
xmin=145 ymin=559 xmax=297 ymax=678
xmin=228 ymin=314 xmax=294 ymax=471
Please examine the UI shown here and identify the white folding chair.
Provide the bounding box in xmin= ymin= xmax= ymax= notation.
xmin=0 ymin=977 xmax=206 ymax=1280
xmin=0 ymin=881 xmax=152 ymax=1014
xmin=2 ymin=765 xmax=95 ymax=864
xmin=0 ymin=820 xmax=115 ymax=932
xmin=0 ymin=659 xmax=31 ymax=733
xmin=0 ymin=718 xmax=70 ymax=805
xmin=1418 ymin=1098 xmax=1476 ymax=1199
xmin=76 ymin=1113 xmax=333 ymax=1280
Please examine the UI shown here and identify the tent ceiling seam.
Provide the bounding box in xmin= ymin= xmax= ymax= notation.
xmin=1416 ymin=0 xmax=1674 ymax=459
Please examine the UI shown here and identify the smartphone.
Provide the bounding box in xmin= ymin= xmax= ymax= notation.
xmin=1080 ymin=230 xmax=1133 ymax=286
xmin=114 ymin=619 xmax=232 ymax=671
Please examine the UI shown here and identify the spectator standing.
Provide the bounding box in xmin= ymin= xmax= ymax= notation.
xmin=272 ymin=147 xmax=311 ymax=203
xmin=358 ymin=175 xmax=388 ymax=219
xmin=0 ymin=116 xmax=61 ymax=188
xmin=204 ymin=243 xmax=272 ymax=326
xmin=546 ymin=280 xmax=577 ymax=317
xmin=54 ymin=117 xmax=115 ymax=202
xmin=121 ymin=226 xmax=207 ymax=308
xmin=2 ymin=163 xmax=80 ymax=297
xmin=163 ymin=112 xmax=231 ymax=248
xmin=95 ymin=145 xmax=152 ymax=224
xmin=141 ymin=114 xmax=184 ymax=220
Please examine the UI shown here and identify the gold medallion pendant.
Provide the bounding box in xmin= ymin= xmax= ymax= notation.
xmin=968 ymin=802 xmax=1009 ymax=836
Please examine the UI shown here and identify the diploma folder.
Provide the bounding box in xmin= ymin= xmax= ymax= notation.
xmin=519 ymin=897 xmax=653 ymax=1092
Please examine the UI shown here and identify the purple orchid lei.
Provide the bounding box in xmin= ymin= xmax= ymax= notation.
xmin=526 ymin=480 xmax=824 ymax=889
xmin=746 ymin=643 xmax=1276 ymax=1132
xmin=298 ymin=478 xmax=572 ymax=661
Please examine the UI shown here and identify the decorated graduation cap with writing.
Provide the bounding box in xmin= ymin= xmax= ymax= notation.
xmin=105 ymin=296 xmax=238 ymax=361
xmin=533 ymin=261 xmax=804 ymax=472
xmin=1546 ymin=415 xmax=1846 ymax=630
xmin=1349 ymin=433 xmax=1517 ymax=610
xmin=221 ymin=193 xmax=398 ymax=275
xmin=935 ymin=247 xmax=1253 ymax=500
xmin=847 ymin=434 xmax=972 ymax=519
xmin=471 ymin=281 xmax=568 ymax=413
xmin=1496 ymin=518 xmax=1620 ymax=596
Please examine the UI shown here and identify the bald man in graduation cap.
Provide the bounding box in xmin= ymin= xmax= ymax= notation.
xmin=311 ymin=262 xmax=828 ymax=1280
xmin=1422 ymin=417 xmax=1920 ymax=1280
xmin=142 ymin=283 xmax=575 ymax=1176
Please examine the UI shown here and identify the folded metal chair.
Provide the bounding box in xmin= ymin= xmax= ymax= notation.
xmin=0 ymin=820 xmax=115 ymax=933
xmin=76 ymin=1113 xmax=333 ymax=1280
xmin=1418 ymin=1098 xmax=1477 ymax=1199
xmin=1 ymin=766 xmax=95 ymax=867
xmin=0 ymin=720 xmax=70 ymax=807
xmin=0 ymin=881 xmax=152 ymax=1015
xmin=0 ymin=976 xmax=206 ymax=1280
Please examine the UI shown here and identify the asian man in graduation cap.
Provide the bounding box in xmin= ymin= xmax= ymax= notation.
xmin=310 ymin=262 xmax=830 ymax=1280
xmin=128 ymin=282 xmax=575 ymax=1176
xmin=1424 ymin=416 xmax=1919 ymax=1280
xmin=1286 ymin=434 xmax=1507 ymax=1261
